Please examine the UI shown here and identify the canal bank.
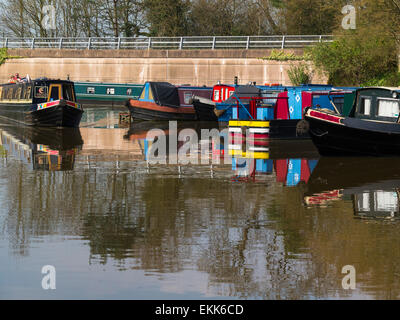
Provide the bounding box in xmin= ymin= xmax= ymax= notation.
xmin=0 ymin=48 xmax=327 ymax=86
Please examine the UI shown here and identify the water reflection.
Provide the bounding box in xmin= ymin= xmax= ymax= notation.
xmin=0 ymin=125 xmax=82 ymax=171
xmin=2 ymin=115 xmax=400 ymax=299
xmin=125 ymin=121 xmax=319 ymax=185
xmin=80 ymin=106 xmax=126 ymax=128
xmin=305 ymin=157 xmax=400 ymax=221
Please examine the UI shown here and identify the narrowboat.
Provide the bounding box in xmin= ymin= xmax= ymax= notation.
xmin=0 ymin=125 xmax=83 ymax=171
xmin=223 ymin=84 xmax=355 ymax=139
xmin=126 ymin=82 xmax=213 ymax=121
xmin=75 ymin=81 xmax=144 ymax=107
xmin=0 ymin=79 xmax=83 ymax=127
xmin=304 ymin=87 xmax=400 ymax=156
xmin=194 ymin=83 xmax=355 ymax=138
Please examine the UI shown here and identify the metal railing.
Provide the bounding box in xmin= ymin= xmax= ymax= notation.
xmin=0 ymin=35 xmax=333 ymax=50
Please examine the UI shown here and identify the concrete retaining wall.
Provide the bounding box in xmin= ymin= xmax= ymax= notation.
xmin=0 ymin=49 xmax=327 ymax=86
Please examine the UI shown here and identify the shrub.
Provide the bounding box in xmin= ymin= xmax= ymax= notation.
xmin=287 ymin=64 xmax=313 ymax=85
xmin=309 ymin=32 xmax=398 ymax=86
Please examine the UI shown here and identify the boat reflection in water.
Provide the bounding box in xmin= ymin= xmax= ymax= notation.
xmin=124 ymin=121 xmax=320 ymax=184
xmin=0 ymin=125 xmax=83 ymax=171
xmin=229 ymin=137 xmax=319 ymax=185
xmin=304 ymin=157 xmax=400 ymax=220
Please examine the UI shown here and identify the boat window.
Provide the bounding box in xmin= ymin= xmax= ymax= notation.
xmin=35 ymin=86 xmax=48 ymax=98
xmin=7 ymin=88 xmax=13 ymax=100
xmin=375 ymin=191 xmax=399 ymax=212
xmin=106 ymin=88 xmax=115 ymax=95
xmin=48 ymin=85 xmax=61 ymax=101
xmin=16 ymin=87 xmax=22 ymax=100
xmin=184 ymin=92 xmax=192 ymax=104
xmin=357 ymin=193 xmax=370 ymax=212
xmin=333 ymin=97 xmax=344 ymax=113
xmin=377 ymin=98 xmax=399 ymax=118
xmin=63 ymin=84 xmax=75 ymax=101
xmin=360 ymin=97 xmax=371 ymax=115
xmin=25 ymin=86 xmax=32 ymax=100
xmin=213 ymin=90 xmax=220 ymax=101
xmin=87 ymin=87 xmax=95 ymax=94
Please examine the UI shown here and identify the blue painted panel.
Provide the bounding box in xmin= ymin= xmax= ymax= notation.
xmin=144 ymin=140 xmax=149 ymax=161
xmin=256 ymin=159 xmax=273 ymax=173
xmin=308 ymin=159 xmax=319 ymax=173
xmin=286 ymin=159 xmax=302 ymax=187
xmin=257 ymin=107 xmax=274 ymax=120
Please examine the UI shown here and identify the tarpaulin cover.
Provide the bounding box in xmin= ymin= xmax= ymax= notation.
xmin=225 ymin=85 xmax=261 ymax=104
xmin=149 ymin=82 xmax=180 ymax=107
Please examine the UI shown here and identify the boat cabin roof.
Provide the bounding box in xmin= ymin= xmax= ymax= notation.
xmin=1 ymin=79 xmax=74 ymax=87
xmin=138 ymin=82 xmax=181 ymax=107
xmin=350 ymin=87 xmax=400 ymax=122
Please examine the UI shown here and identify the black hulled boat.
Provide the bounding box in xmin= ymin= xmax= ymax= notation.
xmin=304 ymin=87 xmax=400 ymax=156
xmin=0 ymin=79 xmax=84 ymax=127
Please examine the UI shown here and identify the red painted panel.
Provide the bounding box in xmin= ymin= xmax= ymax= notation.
xmin=275 ymin=159 xmax=288 ymax=183
xmin=300 ymin=159 xmax=311 ymax=183
xmin=302 ymin=92 xmax=312 ymax=116
xmin=309 ymin=110 xmax=342 ymax=123
xmin=212 ymin=85 xmax=235 ymax=103
xmin=275 ymin=92 xmax=289 ymax=120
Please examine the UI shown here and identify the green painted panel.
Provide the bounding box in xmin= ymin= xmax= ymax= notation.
xmin=343 ymin=92 xmax=356 ymax=117
xmin=74 ymin=82 xmax=144 ymax=102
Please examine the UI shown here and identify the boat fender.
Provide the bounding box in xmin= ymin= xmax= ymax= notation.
xmin=296 ymin=119 xmax=310 ymax=135
xmin=125 ymin=99 xmax=133 ymax=107
xmin=214 ymin=108 xmax=226 ymax=117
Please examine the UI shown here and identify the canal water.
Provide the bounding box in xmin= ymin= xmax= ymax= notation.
xmin=1 ymin=106 xmax=400 ymax=300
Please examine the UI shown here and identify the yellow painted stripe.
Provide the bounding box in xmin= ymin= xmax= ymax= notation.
xmin=229 ymin=150 xmax=270 ymax=159
xmin=229 ymin=120 xmax=270 ymax=128
xmin=0 ymin=99 xmax=31 ymax=104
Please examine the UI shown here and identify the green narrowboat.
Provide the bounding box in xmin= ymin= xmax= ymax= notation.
xmin=74 ymin=81 xmax=144 ymax=107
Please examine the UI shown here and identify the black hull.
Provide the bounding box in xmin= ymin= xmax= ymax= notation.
xmin=28 ymin=105 xmax=83 ymax=127
xmin=127 ymin=105 xmax=196 ymax=121
xmin=0 ymin=104 xmax=83 ymax=128
xmin=0 ymin=103 xmax=31 ymax=124
xmin=192 ymin=99 xmax=218 ymax=121
xmin=306 ymin=114 xmax=400 ymax=156
xmin=270 ymin=119 xmax=309 ymax=140
xmin=226 ymin=119 xmax=310 ymax=140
